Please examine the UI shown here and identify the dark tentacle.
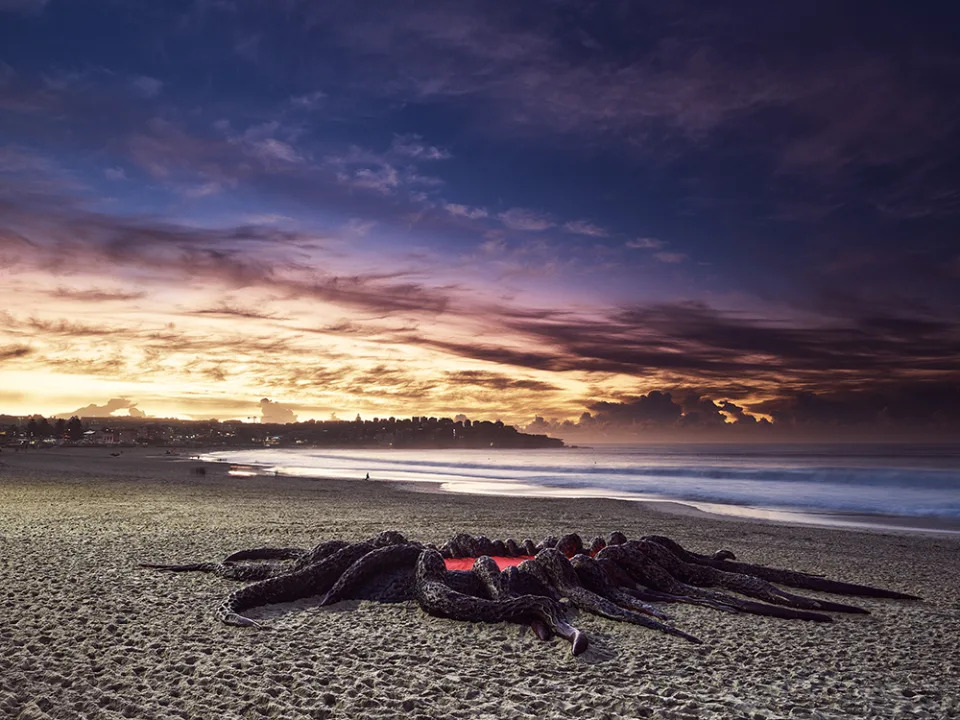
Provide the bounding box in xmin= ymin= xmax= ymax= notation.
xmin=522 ymin=549 xmax=702 ymax=644
xmin=630 ymin=540 xmax=869 ymax=614
xmin=349 ymin=567 xmax=416 ymax=603
xmin=142 ymin=538 xmax=355 ymax=583
xmin=217 ymin=533 xmax=408 ymax=627
xmin=140 ymin=561 xmax=219 ymax=573
xmin=591 ymin=555 xmax=738 ymax=611
xmin=570 ymin=554 xmax=671 ymax=620
xmin=643 ymin=536 xmax=920 ymax=600
xmin=222 ymin=547 xmax=307 ymax=563
xmin=216 ymin=542 xmax=376 ymax=626
xmin=415 ymin=549 xmax=588 ymax=655
xmin=140 ymin=561 xmax=282 ymax=582
xmin=504 ymin=563 xmax=561 ymax=602
xmin=444 ymin=569 xmax=484 ymax=597
xmin=621 ymin=584 xmax=738 ymax=612
xmin=473 ymin=556 xmax=552 ymax=640
xmin=320 ymin=544 xmax=423 ymax=606
xmin=518 ymin=548 xmax=703 ymax=644
xmin=290 ymin=539 xmax=353 ymax=570
xmin=472 ymin=556 xmax=510 ymax=598
xmin=597 ymin=544 xmax=833 ymax=622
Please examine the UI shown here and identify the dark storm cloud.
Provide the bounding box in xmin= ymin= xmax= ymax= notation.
xmin=525 ymin=389 xmax=773 ymax=441
xmin=531 ymin=381 xmax=960 ymax=440
xmin=404 ymin=302 xmax=960 ymax=387
xmin=676 ymin=393 xmax=729 ymax=428
xmin=603 ymin=304 xmax=960 ymax=374
xmin=586 ymin=391 xmax=768 ymax=431
xmin=589 ymin=391 xmax=682 ymax=425
xmin=751 ymin=383 xmax=960 ymax=430
xmin=718 ymin=400 xmax=759 ymax=425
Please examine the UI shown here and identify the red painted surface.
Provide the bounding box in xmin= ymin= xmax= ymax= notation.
xmin=443 ymin=555 xmax=535 ymax=571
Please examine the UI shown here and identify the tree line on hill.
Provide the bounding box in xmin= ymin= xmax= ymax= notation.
xmin=19 ymin=416 xmax=85 ymax=440
xmin=0 ymin=414 xmax=564 ymax=449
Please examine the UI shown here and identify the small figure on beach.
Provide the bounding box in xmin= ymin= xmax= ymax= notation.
xmin=365 ymin=472 xmax=370 ymax=480
xmin=141 ymin=530 xmax=919 ymax=656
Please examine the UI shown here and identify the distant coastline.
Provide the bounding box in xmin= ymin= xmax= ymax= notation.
xmin=0 ymin=414 xmax=564 ymax=451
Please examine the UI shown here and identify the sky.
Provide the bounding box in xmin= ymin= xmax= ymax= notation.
xmin=1 ymin=0 xmax=959 ymax=440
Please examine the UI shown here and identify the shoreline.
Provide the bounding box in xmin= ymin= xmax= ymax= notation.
xmin=197 ymin=447 xmax=960 ymax=538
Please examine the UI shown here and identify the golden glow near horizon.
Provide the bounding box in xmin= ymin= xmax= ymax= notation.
xmin=0 ymin=214 xmax=839 ymax=437
xmin=0 ymin=261 xmax=628 ymax=424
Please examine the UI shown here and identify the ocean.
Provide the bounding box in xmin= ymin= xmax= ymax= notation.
xmin=202 ymin=443 xmax=960 ymax=533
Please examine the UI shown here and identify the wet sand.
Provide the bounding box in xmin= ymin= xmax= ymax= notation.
xmin=1 ymin=447 xmax=958 ymax=719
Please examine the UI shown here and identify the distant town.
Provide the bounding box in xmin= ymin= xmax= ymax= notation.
xmin=0 ymin=414 xmax=564 ymax=450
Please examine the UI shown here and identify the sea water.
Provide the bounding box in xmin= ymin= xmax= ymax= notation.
xmin=202 ymin=443 xmax=960 ymax=532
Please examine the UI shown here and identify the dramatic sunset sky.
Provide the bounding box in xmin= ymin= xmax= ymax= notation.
xmin=1 ymin=1 xmax=958 ymax=439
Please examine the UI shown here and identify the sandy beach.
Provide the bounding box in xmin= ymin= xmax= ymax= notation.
xmin=1 ymin=447 xmax=958 ymax=720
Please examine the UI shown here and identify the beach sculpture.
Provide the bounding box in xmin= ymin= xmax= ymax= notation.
xmin=142 ymin=531 xmax=918 ymax=655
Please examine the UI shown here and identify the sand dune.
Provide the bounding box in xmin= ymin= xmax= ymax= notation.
xmin=1 ymin=448 xmax=957 ymax=719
